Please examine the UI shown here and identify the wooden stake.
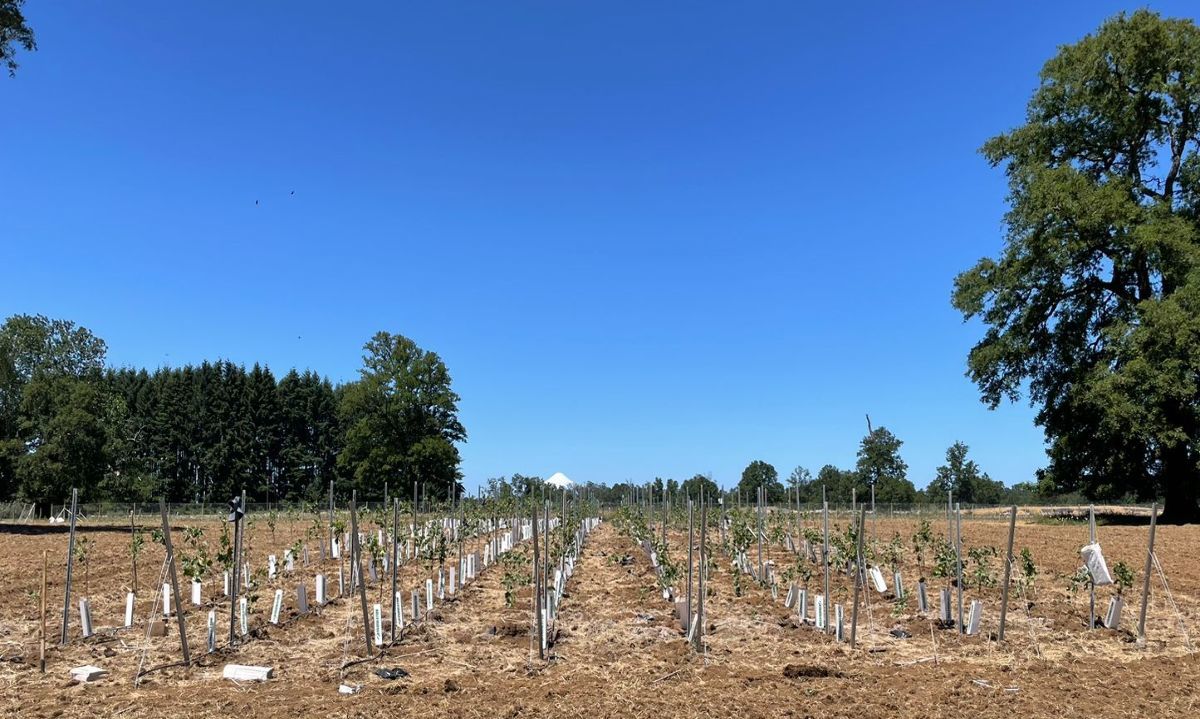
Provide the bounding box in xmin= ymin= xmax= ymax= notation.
xmin=998 ymin=505 xmax=1017 ymax=641
xmin=158 ymin=499 xmax=191 ymax=667
xmin=229 ymin=496 xmax=243 ymax=645
xmin=955 ymin=503 xmax=964 ymax=634
xmin=348 ymin=491 xmax=373 ymax=656
xmin=532 ymin=501 xmax=543 ymax=660
xmin=40 ymin=549 xmax=47 ymax=672
xmin=850 ymin=507 xmax=866 ymax=648
xmin=822 ymin=489 xmax=831 ymax=634
xmin=686 ymin=499 xmax=694 ymax=641
xmin=129 ymin=508 xmax=138 ymax=597
xmin=695 ymin=496 xmax=707 ymax=652
xmin=1137 ymin=503 xmax=1158 ymax=642
xmin=756 ymin=486 xmax=764 ymax=581
xmin=391 ymin=497 xmax=399 ymax=643
xmin=326 ymin=480 xmax=334 ymax=564
xmin=1088 ymin=504 xmax=1097 ymax=629
xmin=59 ymin=487 xmax=78 ymax=645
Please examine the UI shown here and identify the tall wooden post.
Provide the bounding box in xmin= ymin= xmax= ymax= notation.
xmin=850 ymin=507 xmax=866 ymax=647
xmin=955 ymin=503 xmax=964 ymax=634
xmin=1137 ymin=503 xmax=1158 ymax=642
xmin=59 ymin=487 xmax=78 ymax=644
xmin=1088 ymin=504 xmax=1097 ymax=629
xmin=158 ymin=500 xmax=191 ymax=666
xmin=756 ymin=486 xmax=764 ymax=581
xmin=391 ymin=497 xmax=399 ymax=643
xmin=822 ymin=489 xmax=830 ymax=634
xmin=661 ymin=482 xmax=667 ymax=546
xmin=695 ymin=496 xmax=707 ymax=652
xmin=229 ymin=497 xmax=242 ymax=644
xmin=40 ymin=550 xmax=47 ymax=672
xmin=130 ymin=508 xmax=139 ymax=596
xmin=998 ymin=505 xmax=1017 ymax=640
xmin=543 ymin=499 xmax=550 ymax=618
xmin=349 ymin=491 xmax=373 ymax=656
xmin=686 ymin=499 xmax=694 ymax=638
xmin=870 ymin=484 xmax=876 ymax=541
xmin=532 ymin=501 xmax=543 ymax=660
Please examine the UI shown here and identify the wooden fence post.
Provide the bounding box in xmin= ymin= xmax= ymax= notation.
xmin=349 ymin=491 xmax=373 ymax=656
xmin=1137 ymin=503 xmax=1158 ymax=643
xmin=59 ymin=487 xmax=78 ymax=645
xmin=850 ymin=508 xmax=866 ymax=648
xmin=158 ymin=499 xmax=191 ymax=666
xmin=822 ymin=489 xmax=830 ymax=634
xmin=955 ymin=503 xmax=964 ymax=634
xmin=998 ymin=505 xmax=1017 ymax=640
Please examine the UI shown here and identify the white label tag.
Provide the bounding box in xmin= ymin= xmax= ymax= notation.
xmin=270 ymin=589 xmax=284 ymax=625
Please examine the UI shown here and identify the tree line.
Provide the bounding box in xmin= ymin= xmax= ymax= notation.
xmin=0 ymin=314 xmax=466 ymax=509
xmin=482 ymin=429 xmax=1039 ymax=509
xmin=734 ymin=431 xmax=1035 ymax=508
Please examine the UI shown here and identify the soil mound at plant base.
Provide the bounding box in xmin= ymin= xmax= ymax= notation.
xmin=782 ymin=664 xmax=843 ymax=679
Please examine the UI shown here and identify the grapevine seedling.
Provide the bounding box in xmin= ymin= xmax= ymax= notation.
xmin=1111 ymin=561 xmax=1134 ymax=596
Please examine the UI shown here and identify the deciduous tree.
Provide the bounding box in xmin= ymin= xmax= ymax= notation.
xmin=954 ymin=10 xmax=1200 ymax=522
xmin=338 ymin=332 xmax=466 ymax=500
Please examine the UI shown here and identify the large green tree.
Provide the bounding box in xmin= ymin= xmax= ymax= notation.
xmin=953 ymin=11 xmax=1200 ymax=522
xmin=815 ymin=464 xmax=860 ymax=504
xmin=787 ymin=465 xmax=816 ymax=503
xmin=737 ymin=459 xmax=785 ymax=503
xmin=338 ymin=332 xmax=466 ymax=500
xmin=927 ymin=441 xmax=1005 ymax=505
xmin=0 ymin=0 xmax=35 ymax=77
xmin=680 ymin=473 xmax=719 ymax=500
xmin=1 ymin=315 xmax=108 ymax=500
xmin=855 ymin=427 xmax=917 ymax=504
xmin=11 ymin=375 xmax=115 ymax=507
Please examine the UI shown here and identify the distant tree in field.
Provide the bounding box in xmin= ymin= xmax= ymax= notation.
xmin=812 ymin=464 xmax=857 ymax=504
xmin=0 ymin=315 xmax=109 ymax=502
xmin=338 ymin=332 xmax=466 ymax=501
xmin=513 ymin=474 xmax=544 ymax=497
xmin=1005 ymin=482 xmax=1041 ymax=505
xmin=787 ymin=465 xmax=818 ymax=503
xmin=680 ymin=473 xmax=719 ymax=500
xmin=276 ymin=369 xmax=340 ymax=500
xmin=737 ymin=460 xmax=785 ymax=503
xmin=927 ymin=441 xmax=1006 ymax=505
xmin=11 ymin=375 xmax=115 ymax=508
xmin=953 ymin=10 xmax=1200 ymax=523
xmin=855 ymin=427 xmax=917 ymax=504
xmin=0 ymin=0 xmax=36 ymax=77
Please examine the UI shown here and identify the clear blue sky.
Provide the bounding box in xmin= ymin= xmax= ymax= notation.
xmin=4 ymin=2 xmax=1194 ymax=493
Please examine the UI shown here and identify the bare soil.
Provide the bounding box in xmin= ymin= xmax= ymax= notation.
xmin=0 ymin=512 xmax=1198 ymax=718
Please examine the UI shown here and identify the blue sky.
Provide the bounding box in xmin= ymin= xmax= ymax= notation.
xmin=3 ymin=1 xmax=1194 ymax=493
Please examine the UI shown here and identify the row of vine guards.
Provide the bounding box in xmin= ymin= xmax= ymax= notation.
xmin=44 ymin=481 xmax=607 ymax=684
xmin=620 ymin=484 xmax=1178 ymax=655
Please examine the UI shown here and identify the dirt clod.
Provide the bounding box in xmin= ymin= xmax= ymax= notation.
xmin=782 ymin=664 xmax=842 ymax=679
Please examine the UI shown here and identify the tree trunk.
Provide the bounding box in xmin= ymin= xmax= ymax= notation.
xmin=1159 ymin=445 xmax=1200 ymax=525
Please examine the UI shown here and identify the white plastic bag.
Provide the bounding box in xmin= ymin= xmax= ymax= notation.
xmin=1080 ymin=542 xmax=1113 ymax=586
